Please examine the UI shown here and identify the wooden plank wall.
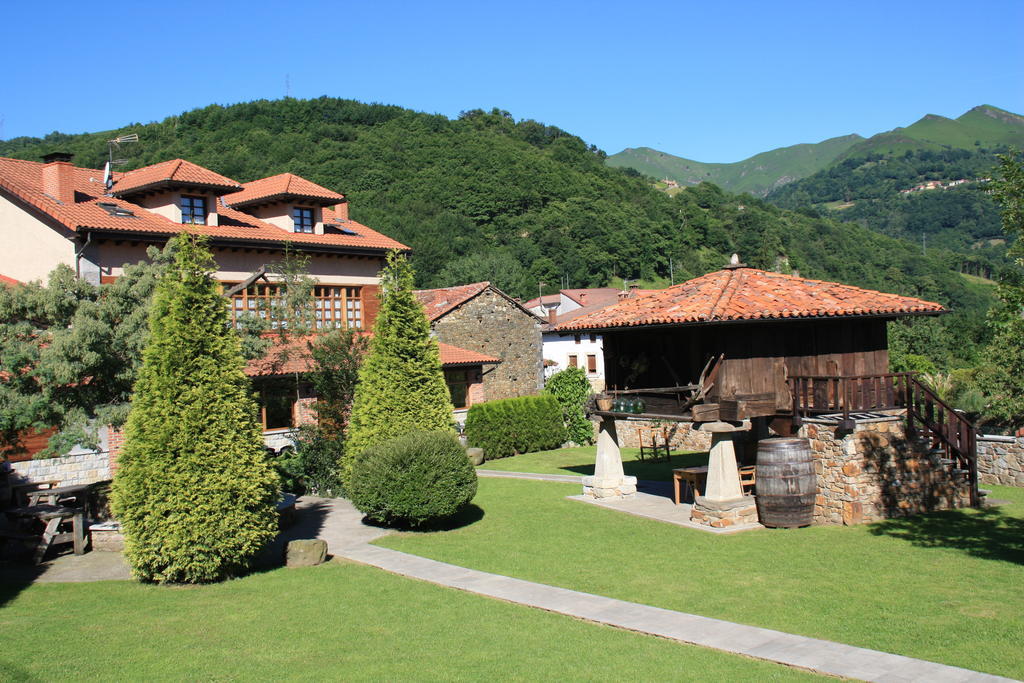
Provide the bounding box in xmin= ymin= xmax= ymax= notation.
xmin=604 ymin=319 xmax=890 ymax=413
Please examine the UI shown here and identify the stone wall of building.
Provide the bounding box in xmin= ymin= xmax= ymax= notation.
xmin=799 ymin=417 xmax=972 ymax=525
xmin=977 ymin=434 xmax=1024 ymax=487
xmin=610 ymin=418 xmax=712 ymax=452
xmin=9 ymin=451 xmax=112 ymax=488
xmin=431 ymin=289 xmax=543 ymax=402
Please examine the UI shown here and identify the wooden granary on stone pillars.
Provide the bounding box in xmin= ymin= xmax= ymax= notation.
xmin=568 ymin=256 xmax=979 ymax=527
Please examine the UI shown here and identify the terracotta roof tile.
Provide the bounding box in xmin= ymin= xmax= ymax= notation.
xmin=224 ymin=173 xmax=344 ymax=208
xmin=244 ymin=334 xmax=496 ymax=376
xmin=556 ymin=267 xmax=945 ymax=331
xmin=437 ymin=342 xmax=500 ymax=366
xmin=560 ymin=287 xmax=622 ymax=307
xmin=0 ymin=156 xmax=409 ymax=253
xmin=523 ymin=293 xmax=561 ymax=309
xmin=0 ymin=274 xmax=20 ymax=286
xmin=110 ymin=159 xmax=242 ymax=196
xmin=414 ymin=282 xmax=491 ymax=321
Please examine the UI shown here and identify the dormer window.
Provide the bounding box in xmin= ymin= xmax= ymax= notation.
xmin=181 ymin=196 xmax=207 ymax=225
xmin=292 ymin=207 xmax=314 ymax=233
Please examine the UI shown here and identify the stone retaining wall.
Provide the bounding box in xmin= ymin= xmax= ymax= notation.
xmin=977 ymin=434 xmax=1024 ymax=487
xmin=609 ymin=418 xmax=712 ymax=452
xmin=799 ymin=417 xmax=971 ymax=525
xmin=10 ymin=451 xmax=112 ymax=487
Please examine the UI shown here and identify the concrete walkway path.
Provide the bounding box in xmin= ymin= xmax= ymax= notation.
xmin=337 ymin=543 xmax=1011 ymax=682
xmin=476 ymin=469 xmax=581 ymax=483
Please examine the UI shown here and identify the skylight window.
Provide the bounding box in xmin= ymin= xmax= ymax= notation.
xmin=97 ymin=202 xmax=135 ymax=218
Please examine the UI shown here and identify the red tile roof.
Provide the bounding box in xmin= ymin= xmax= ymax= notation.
xmin=0 ymin=274 xmax=20 ymax=286
xmin=244 ymin=336 xmax=317 ymax=377
xmin=523 ymin=293 xmax=561 ymax=309
xmin=437 ymin=342 xmax=500 ymax=366
xmin=0 ymin=156 xmax=409 ymax=253
xmin=560 ymin=287 xmax=622 ymax=307
xmin=414 ymin=282 xmax=491 ymax=321
xmin=556 ymin=267 xmax=945 ymax=331
xmin=111 ymin=159 xmax=242 ymax=196
xmin=224 ymin=173 xmax=345 ymax=208
xmin=244 ymin=334 xmax=497 ymax=377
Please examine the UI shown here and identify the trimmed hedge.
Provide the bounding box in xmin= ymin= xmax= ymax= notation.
xmin=465 ymin=395 xmax=566 ymax=460
xmin=348 ymin=431 xmax=477 ymax=528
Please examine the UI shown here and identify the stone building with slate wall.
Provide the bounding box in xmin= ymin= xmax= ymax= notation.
xmin=416 ymin=282 xmax=544 ymax=404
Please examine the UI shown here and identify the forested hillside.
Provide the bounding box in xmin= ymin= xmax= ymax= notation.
xmin=0 ymin=97 xmax=994 ymax=366
xmin=768 ymin=147 xmax=1013 ymax=278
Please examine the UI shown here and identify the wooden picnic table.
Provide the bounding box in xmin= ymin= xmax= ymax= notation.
xmin=26 ymin=483 xmax=91 ymax=508
xmin=4 ymin=504 xmax=86 ymax=563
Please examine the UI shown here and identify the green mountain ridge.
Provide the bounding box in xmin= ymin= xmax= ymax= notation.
xmin=836 ymin=105 xmax=1024 ymax=159
xmin=607 ymin=134 xmax=864 ymax=196
xmin=610 ymin=105 xmax=1024 ymax=196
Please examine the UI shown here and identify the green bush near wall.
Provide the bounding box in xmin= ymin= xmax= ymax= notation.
xmin=465 ymin=395 xmax=566 ymax=460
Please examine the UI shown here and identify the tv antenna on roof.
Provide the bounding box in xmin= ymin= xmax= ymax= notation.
xmin=104 ymin=134 xmax=139 ymax=191
xmin=107 ymin=133 xmax=138 ymax=165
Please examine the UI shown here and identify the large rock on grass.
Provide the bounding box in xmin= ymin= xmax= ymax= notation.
xmin=286 ymin=539 xmax=328 ymax=567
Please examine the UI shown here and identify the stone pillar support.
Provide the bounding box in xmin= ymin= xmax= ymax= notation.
xmin=701 ymin=421 xmax=748 ymax=503
xmin=582 ymin=416 xmax=637 ymax=499
xmin=691 ymin=420 xmax=758 ymax=528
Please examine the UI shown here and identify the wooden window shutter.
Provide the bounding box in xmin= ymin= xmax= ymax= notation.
xmin=361 ymin=284 xmax=381 ymax=330
xmin=587 ymin=354 xmax=597 ymax=373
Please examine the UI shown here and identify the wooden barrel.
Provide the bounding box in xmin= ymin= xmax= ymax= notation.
xmin=755 ymin=437 xmax=817 ymax=528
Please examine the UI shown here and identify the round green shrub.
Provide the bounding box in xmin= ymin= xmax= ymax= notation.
xmin=348 ymin=431 xmax=478 ymax=528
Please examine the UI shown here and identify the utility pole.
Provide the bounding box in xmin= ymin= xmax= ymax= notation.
xmin=669 ymin=257 xmax=674 ymax=286
xmin=922 ymin=233 xmax=926 ymax=256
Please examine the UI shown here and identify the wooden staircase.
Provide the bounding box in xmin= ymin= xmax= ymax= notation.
xmin=790 ymin=372 xmax=978 ymax=506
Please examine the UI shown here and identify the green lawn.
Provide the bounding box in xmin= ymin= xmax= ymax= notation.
xmin=0 ymin=562 xmax=819 ymax=681
xmin=378 ymin=478 xmax=1024 ymax=679
xmin=478 ymin=445 xmax=707 ymax=482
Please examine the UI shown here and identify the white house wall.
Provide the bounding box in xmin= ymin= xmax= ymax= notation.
xmin=0 ymin=193 xmax=77 ymax=283
xmin=542 ymin=331 xmax=605 ymax=391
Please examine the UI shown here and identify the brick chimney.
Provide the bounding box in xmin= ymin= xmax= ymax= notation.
xmin=333 ymin=199 xmax=349 ymax=221
xmin=41 ymin=152 xmax=75 ymax=204
xmin=548 ymin=308 xmax=558 ymax=324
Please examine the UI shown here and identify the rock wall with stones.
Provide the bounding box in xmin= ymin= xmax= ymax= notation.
xmin=430 ymin=289 xmax=543 ymax=401
xmin=799 ymin=417 xmax=971 ymax=525
xmin=10 ymin=451 xmax=112 ymax=487
xmin=610 ymin=418 xmax=712 ymax=452
xmin=977 ymin=434 xmax=1024 ymax=487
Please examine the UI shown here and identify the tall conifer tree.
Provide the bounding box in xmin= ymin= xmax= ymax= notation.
xmin=112 ymin=234 xmax=279 ymax=583
xmin=343 ymin=251 xmax=452 ymax=485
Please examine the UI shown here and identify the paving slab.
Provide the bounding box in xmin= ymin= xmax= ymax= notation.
xmin=567 ymin=490 xmax=763 ymax=534
xmin=476 ymin=470 xmax=581 ymax=483
xmin=337 ymin=543 xmax=1013 ymax=683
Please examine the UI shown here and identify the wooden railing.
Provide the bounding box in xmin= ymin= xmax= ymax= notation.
xmin=905 ymin=376 xmax=978 ymax=506
xmin=790 ymin=373 xmax=911 ymax=427
xmin=790 ymin=372 xmax=978 ymax=506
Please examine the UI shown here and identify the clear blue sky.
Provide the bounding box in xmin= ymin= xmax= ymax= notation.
xmin=3 ymin=0 xmax=1022 ymax=162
